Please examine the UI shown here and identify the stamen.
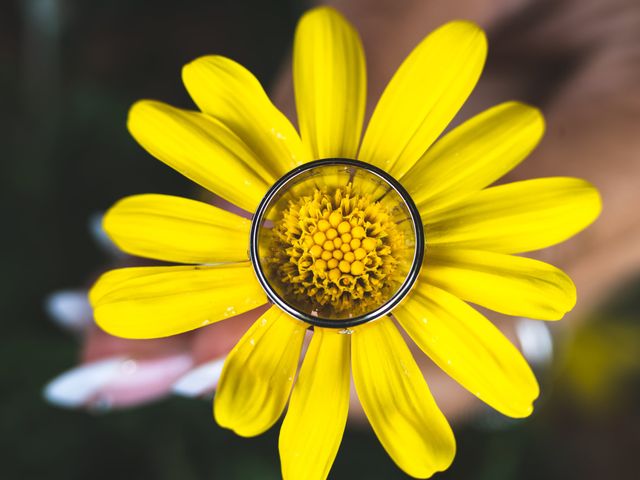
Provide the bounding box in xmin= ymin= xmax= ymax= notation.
xmin=267 ymin=184 xmax=406 ymax=317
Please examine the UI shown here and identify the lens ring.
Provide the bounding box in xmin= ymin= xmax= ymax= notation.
xmin=249 ymin=158 xmax=424 ymax=328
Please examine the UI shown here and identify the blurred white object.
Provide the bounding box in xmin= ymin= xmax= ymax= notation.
xmin=44 ymin=354 xmax=194 ymax=410
xmin=516 ymin=318 xmax=554 ymax=367
xmin=45 ymin=289 xmax=92 ymax=332
xmin=172 ymin=358 xmax=226 ymax=398
xmin=43 ymin=357 xmax=126 ymax=408
xmin=88 ymin=211 xmax=123 ymax=257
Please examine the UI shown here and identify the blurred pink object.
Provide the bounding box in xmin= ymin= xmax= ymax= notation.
xmin=44 ymin=354 xmax=193 ymax=410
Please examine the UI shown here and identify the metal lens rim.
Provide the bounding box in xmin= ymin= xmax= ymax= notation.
xmin=249 ymin=158 xmax=424 ymax=328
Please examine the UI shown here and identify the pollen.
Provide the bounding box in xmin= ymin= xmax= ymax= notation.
xmin=268 ymin=184 xmax=405 ymax=316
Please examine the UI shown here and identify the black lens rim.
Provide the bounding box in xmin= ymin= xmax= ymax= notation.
xmin=249 ymin=158 xmax=424 ymax=328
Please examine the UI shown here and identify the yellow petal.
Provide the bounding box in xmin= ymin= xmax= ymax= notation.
xmin=89 ymin=266 xmax=160 ymax=306
xmin=182 ymin=55 xmax=307 ymax=176
xmin=90 ymin=264 xmax=266 ymax=339
xmin=403 ymin=102 xmax=545 ymax=217
xmin=425 ymin=177 xmax=602 ymax=253
xmin=423 ymin=248 xmax=576 ymax=320
xmin=279 ymin=327 xmax=350 ymax=480
xmin=352 ymin=317 xmax=455 ymax=478
xmin=293 ymin=7 xmax=366 ymax=159
xmin=358 ymin=21 xmax=487 ymax=178
xmin=396 ymin=284 xmax=539 ymax=418
xmin=103 ymin=194 xmax=251 ymax=264
xmin=214 ymin=306 xmax=306 ymax=437
xmin=127 ymin=100 xmax=272 ymax=213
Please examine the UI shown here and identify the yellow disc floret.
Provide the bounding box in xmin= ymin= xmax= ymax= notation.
xmin=268 ymin=184 xmax=405 ymax=317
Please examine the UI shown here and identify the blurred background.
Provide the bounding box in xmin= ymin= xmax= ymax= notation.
xmin=2 ymin=0 xmax=639 ymax=478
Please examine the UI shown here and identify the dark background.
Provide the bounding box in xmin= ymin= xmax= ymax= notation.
xmin=2 ymin=0 xmax=639 ymax=478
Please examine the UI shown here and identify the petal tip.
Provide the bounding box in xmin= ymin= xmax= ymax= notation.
xmin=213 ymin=402 xmax=268 ymax=438
xmin=514 ymin=101 xmax=545 ymax=130
xmin=181 ymin=54 xmax=223 ymax=79
xmin=584 ymin=181 xmax=604 ymax=221
xmin=127 ymin=98 xmax=159 ymax=118
xmin=301 ymin=5 xmax=343 ymax=21
xmin=505 ymin=402 xmax=535 ymax=419
xmin=501 ymin=100 xmax=546 ymax=139
xmin=444 ymin=19 xmax=488 ymax=46
xmin=405 ymin=435 xmax=457 ymax=479
xmin=126 ymin=99 xmax=168 ymax=136
xmin=92 ymin=308 xmax=128 ymax=339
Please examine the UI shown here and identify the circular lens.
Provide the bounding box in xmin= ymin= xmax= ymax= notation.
xmin=249 ymin=159 xmax=424 ymax=328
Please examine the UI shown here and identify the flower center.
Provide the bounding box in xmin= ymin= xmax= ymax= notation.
xmin=269 ymin=184 xmax=405 ymax=316
xmin=249 ymin=159 xmax=424 ymax=328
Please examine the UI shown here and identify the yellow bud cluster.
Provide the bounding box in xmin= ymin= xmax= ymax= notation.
xmin=305 ymin=209 xmax=376 ymax=280
xmin=269 ymin=184 xmax=404 ymax=316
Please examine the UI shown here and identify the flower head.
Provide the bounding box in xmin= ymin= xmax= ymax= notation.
xmin=91 ymin=6 xmax=601 ymax=479
xmin=269 ymin=183 xmax=406 ymax=314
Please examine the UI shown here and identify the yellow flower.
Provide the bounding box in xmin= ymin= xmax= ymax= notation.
xmin=90 ymin=7 xmax=601 ymax=479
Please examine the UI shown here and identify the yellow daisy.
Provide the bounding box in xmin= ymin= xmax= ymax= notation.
xmin=90 ymin=7 xmax=601 ymax=479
